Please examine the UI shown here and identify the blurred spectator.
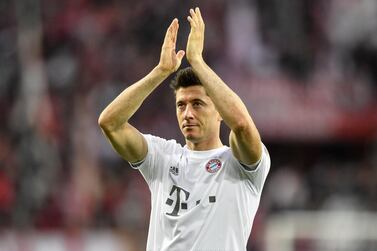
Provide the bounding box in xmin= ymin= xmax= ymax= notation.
xmin=0 ymin=1 xmax=376 ymax=250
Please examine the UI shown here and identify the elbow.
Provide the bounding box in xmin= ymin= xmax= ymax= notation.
xmin=98 ymin=112 xmax=112 ymax=131
xmin=98 ymin=111 xmax=126 ymax=133
xmin=232 ymin=119 xmax=250 ymax=134
xmin=98 ymin=112 xmax=105 ymax=127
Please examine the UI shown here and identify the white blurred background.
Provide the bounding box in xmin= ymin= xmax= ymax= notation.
xmin=0 ymin=0 xmax=376 ymax=250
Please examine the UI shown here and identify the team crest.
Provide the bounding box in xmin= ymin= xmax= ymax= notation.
xmin=205 ymin=159 xmax=222 ymax=173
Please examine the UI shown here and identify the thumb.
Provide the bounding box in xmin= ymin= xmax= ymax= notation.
xmin=175 ymin=50 xmax=185 ymax=70
xmin=177 ymin=50 xmax=185 ymax=61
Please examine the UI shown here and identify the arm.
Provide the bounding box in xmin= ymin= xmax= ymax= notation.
xmin=186 ymin=8 xmax=262 ymax=165
xmin=98 ymin=19 xmax=185 ymax=163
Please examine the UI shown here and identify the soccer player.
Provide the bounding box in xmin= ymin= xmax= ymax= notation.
xmin=98 ymin=7 xmax=270 ymax=251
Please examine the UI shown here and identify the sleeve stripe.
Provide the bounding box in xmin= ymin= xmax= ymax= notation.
xmin=239 ymin=158 xmax=262 ymax=171
xmin=129 ymin=158 xmax=146 ymax=168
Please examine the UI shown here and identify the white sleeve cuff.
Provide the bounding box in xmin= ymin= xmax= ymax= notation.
xmin=239 ymin=157 xmax=262 ymax=171
xmin=129 ymin=158 xmax=146 ymax=169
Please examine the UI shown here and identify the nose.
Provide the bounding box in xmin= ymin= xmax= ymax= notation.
xmin=183 ymin=105 xmax=194 ymax=120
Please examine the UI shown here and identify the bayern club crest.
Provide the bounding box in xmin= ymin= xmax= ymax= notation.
xmin=205 ymin=159 xmax=222 ymax=173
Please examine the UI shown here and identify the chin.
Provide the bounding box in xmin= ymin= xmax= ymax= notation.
xmin=184 ymin=134 xmax=201 ymax=143
xmin=184 ymin=133 xmax=195 ymax=140
xmin=185 ymin=134 xmax=194 ymax=140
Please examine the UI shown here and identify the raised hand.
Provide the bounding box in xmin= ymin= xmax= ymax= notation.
xmin=157 ymin=18 xmax=185 ymax=75
xmin=186 ymin=7 xmax=205 ymax=65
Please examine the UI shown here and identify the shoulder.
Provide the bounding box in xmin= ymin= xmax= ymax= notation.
xmin=226 ymin=143 xmax=270 ymax=194
xmin=131 ymin=134 xmax=183 ymax=170
xmin=226 ymin=143 xmax=271 ymax=173
xmin=143 ymin=134 xmax=183 ymax=153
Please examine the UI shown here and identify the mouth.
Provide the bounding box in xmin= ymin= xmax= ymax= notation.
xmin=182 ymin=124 xmax=197 ymax=129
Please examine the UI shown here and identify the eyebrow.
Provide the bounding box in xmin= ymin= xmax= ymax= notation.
xmin=176 ymin=98 xmax=207 ymax=105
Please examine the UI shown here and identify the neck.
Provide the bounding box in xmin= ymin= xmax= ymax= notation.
xmin=186 ymin=138 xmax=223 ymax=151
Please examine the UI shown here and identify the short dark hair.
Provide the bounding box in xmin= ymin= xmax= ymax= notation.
xmin=170 ymin=67 xmax=202 ymax=91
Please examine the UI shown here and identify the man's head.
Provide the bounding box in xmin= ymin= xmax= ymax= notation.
xmin=170 ymin=67 xmax=222 ymax=147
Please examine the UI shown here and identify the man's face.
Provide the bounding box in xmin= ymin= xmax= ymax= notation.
xmin=175 ymin=85 xmax=221 ymax=143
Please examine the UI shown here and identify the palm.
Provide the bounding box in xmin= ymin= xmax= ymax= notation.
xmin=158 ymin=19 xmax=184 ymax=74
xmin=160 ymin=47 xmax=179 ymax=71
xmin=186 ymin=8 xmax=205 ymax=63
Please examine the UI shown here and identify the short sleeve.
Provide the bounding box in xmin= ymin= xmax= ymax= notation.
xmin=237 ymin=143 xmax=271 ymax=195
xmin=130 ymin=134 xmax=182 ymax=186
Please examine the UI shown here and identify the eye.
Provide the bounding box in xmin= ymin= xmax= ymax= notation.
xmin=193 ymin=102 xmax=202 ymax=108
xmin=177 ymin=103 xmax=185 ymax=110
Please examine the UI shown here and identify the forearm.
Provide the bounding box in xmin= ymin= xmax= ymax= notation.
xmin=192 ymin=59 xmax=262 ymax=163
xmin=186 ymin=7 xmax=262 ymax=163
xmin=190 ymin=59 xmax=253 ymax=130
xmin=98 ymin=66 xmax=169 ymax=131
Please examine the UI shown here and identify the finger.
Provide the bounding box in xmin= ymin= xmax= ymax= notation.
xmin=187 ymin=16 xmax=195 ymax=28
xmin=189 ymin=8 xmax=198 ymax=26
xmin=163 ymin=20 xmax=174 ymax=44
xmin=173 ymin=20 xmax=179 ymax=45
xmin=196 ymin=7 xmax=204 ymax=26
xmin=187 ymin=16 xmax=192 ymax=24
xmin=171 ymin=18 xmax=178 ymax=39
xmin=190 ymin=8 xmax=195 ymax=17
xmin=163 ymin=18 xmax=177 ymax=47
xmin=175 ymin=50 xmax=185 ymax=70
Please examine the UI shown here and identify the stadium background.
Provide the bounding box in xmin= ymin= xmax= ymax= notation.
xmin=0 ymin=0 xmax=376 ymax=250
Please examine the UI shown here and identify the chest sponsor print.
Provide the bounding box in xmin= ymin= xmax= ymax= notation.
xmin=205 ymin=159 xmax=222 ymax=173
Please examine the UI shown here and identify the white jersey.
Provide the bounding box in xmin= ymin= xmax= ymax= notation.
xmin=132 ymin=134 xmax=270 ymax=251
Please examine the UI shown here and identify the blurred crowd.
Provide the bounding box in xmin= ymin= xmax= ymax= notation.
xmin=0 ymin=0 xmax=377 ymax=250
